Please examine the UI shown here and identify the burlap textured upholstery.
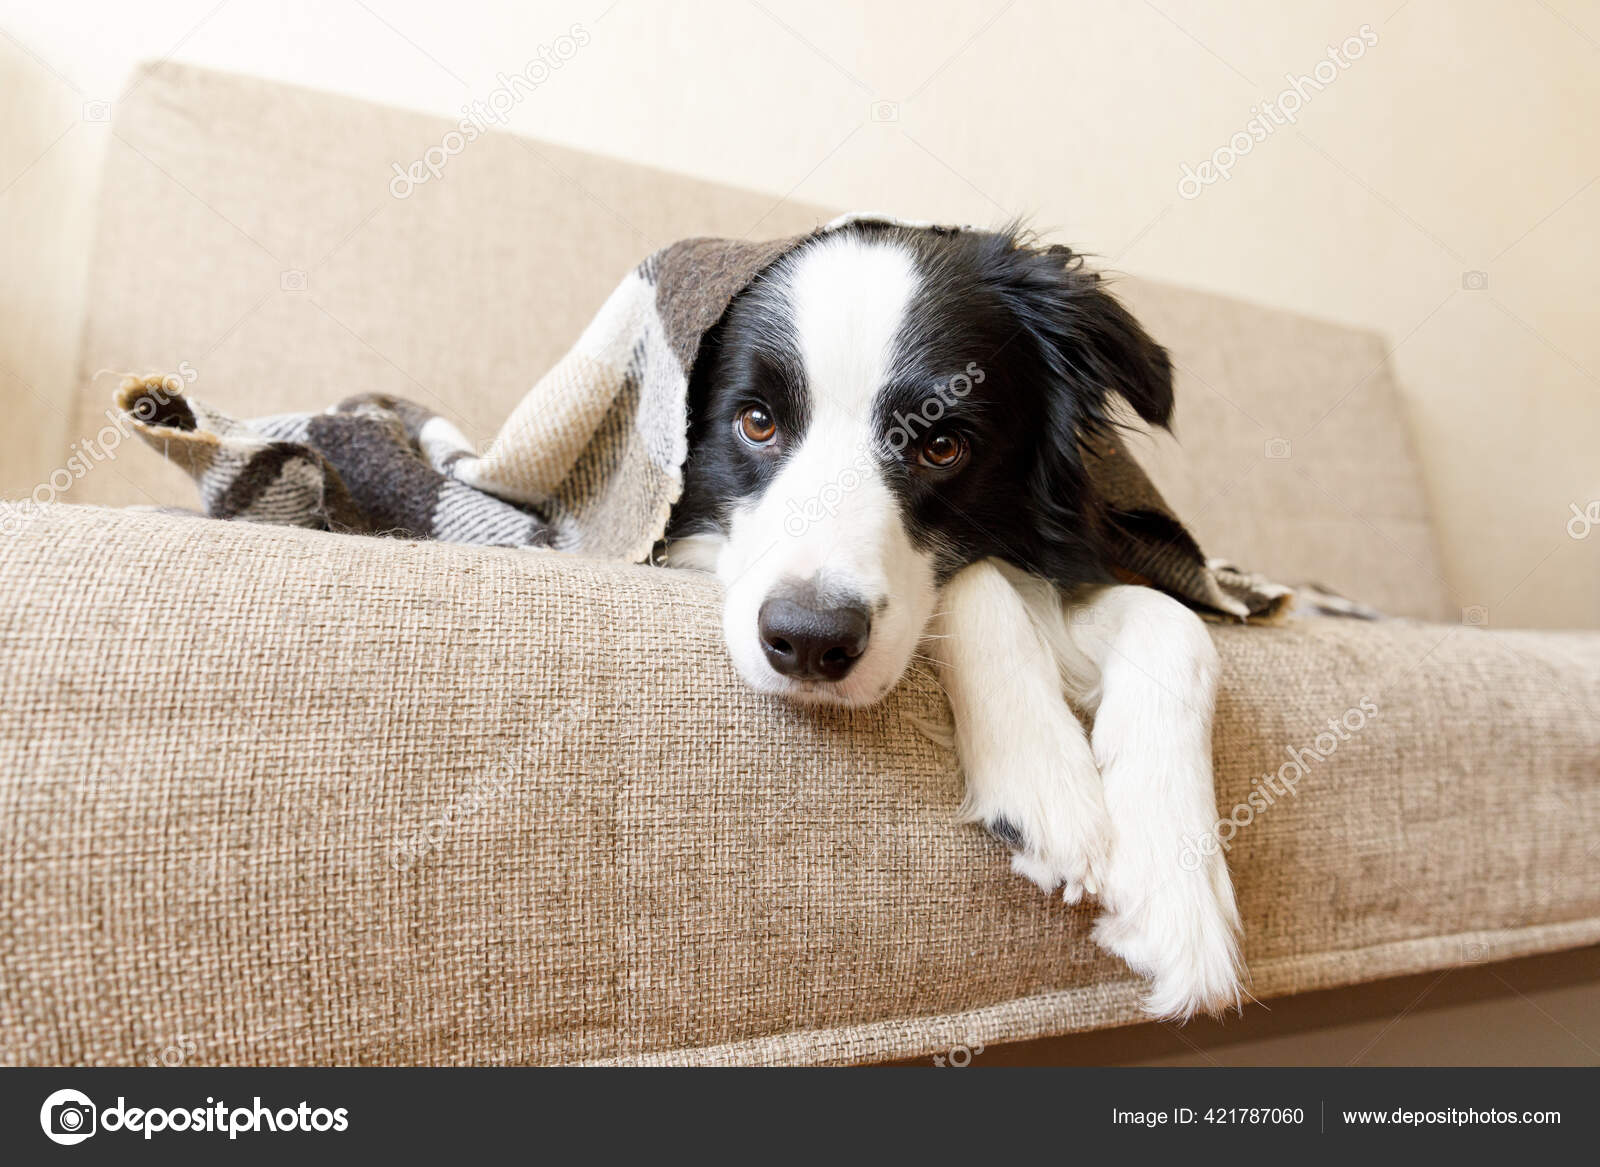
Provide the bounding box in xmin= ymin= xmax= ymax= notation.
xmin=4 ymin=507 xmax=1598 ymax=1065
xmin=2 ymin=63 xmax=1596 ymax=1065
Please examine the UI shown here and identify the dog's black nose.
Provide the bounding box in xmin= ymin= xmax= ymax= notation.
xmin=758 ymin=595 xmax=870 ymax=681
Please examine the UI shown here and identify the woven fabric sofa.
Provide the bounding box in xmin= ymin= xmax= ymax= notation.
xmin=2 ymin=63 xmax=1597 ymax=1066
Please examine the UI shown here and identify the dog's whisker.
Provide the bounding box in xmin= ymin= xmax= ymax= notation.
xmin=901 ymin=662 xmax=952 ymax=703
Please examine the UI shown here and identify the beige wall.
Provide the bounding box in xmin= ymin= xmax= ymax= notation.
xmin=2 ymin=0 xmax=1596 ymax=628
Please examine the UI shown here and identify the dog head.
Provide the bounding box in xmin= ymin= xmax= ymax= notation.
xmin=668 ymin=221 xmax=1173 ymax=707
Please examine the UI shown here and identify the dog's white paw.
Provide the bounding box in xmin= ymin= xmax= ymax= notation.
xmin=963 ymin=717 xmax=1112 ymax=906
xmin=1091 ymin=803 xmax=1244 ymax=1020
xmin=989 ymin=802 xmax=1109 ymax=906
xmin=1069 ymin=588 xmax=1245 ymax=1020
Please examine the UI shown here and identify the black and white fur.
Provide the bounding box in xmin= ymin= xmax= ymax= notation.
xmin=664 ymin=220 xmax=1243 ymax=1019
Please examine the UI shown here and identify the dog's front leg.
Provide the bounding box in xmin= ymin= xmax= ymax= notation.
xmin=1062 ymin=584 xmax=1245 ymax=1020
xmin=931 ymin=559 xmax=1109 ymax=903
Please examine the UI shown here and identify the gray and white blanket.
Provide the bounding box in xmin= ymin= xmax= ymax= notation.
xmin=115 ymin=215 xmax=1293 ymax=622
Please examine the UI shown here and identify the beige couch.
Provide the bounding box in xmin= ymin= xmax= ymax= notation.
xmin=2 ymin=63 xmax=1597 ymax=1066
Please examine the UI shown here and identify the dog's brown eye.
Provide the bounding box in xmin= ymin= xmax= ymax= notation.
xmin=737 ymin=405 xmax=777 ymax=446
xmin=918 ymin=431 xmax=966 ymax=469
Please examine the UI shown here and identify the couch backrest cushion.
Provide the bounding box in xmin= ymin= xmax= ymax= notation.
xmin=1116 ymin=279 xmax=1451 ymax=620
xmin=71 ymin=63 xmax=1450 ymax=620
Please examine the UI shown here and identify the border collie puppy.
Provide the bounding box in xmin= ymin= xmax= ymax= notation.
xmin=665 ymin=220 xmax=1243 ymax=1019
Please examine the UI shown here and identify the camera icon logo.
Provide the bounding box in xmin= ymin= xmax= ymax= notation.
xmin=1461 ymin=605 xmax=1489 ymax=627
xmin=0 ymin=498 xmax=26 ymax=538
xmin=82 ymin=100 xmax=111 ymax=123
xmin=40 ymin=1088 xmax=96 ymax=1145
xmin=1264 ymin=437 xmax=1292 ymax=460
xmin=1461 ymin=270 xmax=1489 ymax=291
xmin=1460 ymin=940 xmax=1491 ymax=963
xmin=1567 ymin=500 xmax=1599 ymax=540
xmin=280 ymin=269 xmax=308 ymax=292
xmin=870 ymin=100 xmax=900 ymax=122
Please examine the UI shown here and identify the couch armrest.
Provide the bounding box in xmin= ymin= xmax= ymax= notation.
xmin=3 ymin=505 xmax=1598 ymax=1065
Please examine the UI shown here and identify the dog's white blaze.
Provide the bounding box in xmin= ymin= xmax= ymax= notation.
xmin=713 ymin=235 xmax=939 ymax=706
xmin=789 ymin=233 xmax=916 ymax=426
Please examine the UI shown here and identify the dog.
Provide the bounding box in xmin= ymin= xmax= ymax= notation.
xmin=663 ymin=219 xmax=1243 ymax=1019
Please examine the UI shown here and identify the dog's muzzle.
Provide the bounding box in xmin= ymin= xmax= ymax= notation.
xmin=757 ymin=587 xmax=871 ymax=682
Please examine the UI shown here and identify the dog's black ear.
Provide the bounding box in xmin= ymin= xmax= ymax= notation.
xmin=1020 ymin=384 xmax=1113 ymax=591
xmin=994 ymin=238 xmax=1175 ymax=431
xmin=983 ymin=231 xmax=1177 ymax=589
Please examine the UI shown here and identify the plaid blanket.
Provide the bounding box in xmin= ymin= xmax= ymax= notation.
xmin=115 ymin=215 xmax=1293 ymax=622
